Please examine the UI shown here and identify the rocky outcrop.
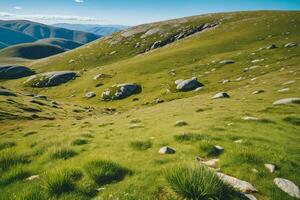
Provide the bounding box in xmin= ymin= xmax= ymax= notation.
xmin=175 ymin=77 xmax=203 ymax=91
xmin=24 ymin=71 xmax=78 ymax=87
xmin=0 ymin=66 xmax=35 ymax=79
xmin=102 ymin=83 xmax=142 ymax=101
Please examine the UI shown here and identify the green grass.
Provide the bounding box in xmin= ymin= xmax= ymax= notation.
xmin=72 ymin=138 xmax=89 ymax=146
xmin=283 ymin=116 xmax=300 ymax=126
xmin=85 ymin=160 xmax=131 ymax=185
xmin=0 ymin=165 xmax=31 ymax=186
xmin=165 ymin=164 xmax=237 ymax=200
xmin=198 ymin=142 xmax=222 ymax=157
xmin=44 ymin=168 xmax=82 ymax=196
xmin=0 ymin=141 xmax=16 ymax=150
xmin=174 ymin=133 xmax=204 ymax=142
xmin=0 ymin=151 xmax=30 ymax=172
xmin=129 ymin=140 xmax=152 ymax=151
xmin=50 ymin=148 xmax=77 ymax=160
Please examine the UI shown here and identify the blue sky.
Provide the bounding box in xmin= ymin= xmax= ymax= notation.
xmin=0 ymin=0 xmax=299 ymax=25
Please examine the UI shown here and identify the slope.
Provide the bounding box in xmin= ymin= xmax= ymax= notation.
xmin=0 ymin=26 xmax=36 ymax=48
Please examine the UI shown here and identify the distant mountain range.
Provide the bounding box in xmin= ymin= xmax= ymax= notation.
xmin=0 ymin=20 xmax=101 ymax=50
xmin=52 ymin=23 xmax=130 ymax=36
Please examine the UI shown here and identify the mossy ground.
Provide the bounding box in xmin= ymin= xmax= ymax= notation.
xmin=0 ymin=11 xmax=299 ymax=199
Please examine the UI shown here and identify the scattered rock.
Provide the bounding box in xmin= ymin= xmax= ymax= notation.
xmin=283 ymin=80 xmax=295 ymax=85
xmin=34 ymin=95 xmax=47 ymax=100
xmin=234 ymin=139 xmax=243 ymax=144
xmin=278 ymin=88 xmax=290 ymax=93
xmin=251 ymin=59 xmax=264 ymax=63
xmin=175 ymin=77 xmax=203 ymax=91
xmin=150 ymin=41 xmax=163 ymax=50
xmin=201 ymin=158 xmax=220 ymax=168
xmin=175 ymin=120 xmax=188 ymax=127
xmin=0 ymin=66 xmax=35 ymax=79
xmin=252 ymin=90 xmax=265 ymax=95
xmin=217 ymin=173 xmax=258 ymax=193
xmin=24 ymin=71 xmax=78 ymax=87
xmin=27 ymin=175 xmax=39 ymax=181
xmin=0 ymin=89 xmax=17 ymax=97
xmin=85 ymin=92 xmax=96 ymax=99
xmin=222 ymin=79 xmax=230 ymax=84
xmin=267 ymin=44 xmax=278 ymax=49
xmin=158 ymin=146 xmax=176 ymax=154
xmin=284 ymin=42 xmax=297 ymax=48
xmin=214 ymin=145 xmax=224 ymax=152
xmin=93 ymin=73 xmax=111 ymax=80
xmin=212 ymin=92 xmax=230 ymax=99
xmin=242 ymin=116 xmax=259 ymax=121
xmin=220 ymin=60 xmax=235 ymax=64
xmin=264 ymin=163 xmax=275 ymax=173
xmin=274 ymin=178 xmax=300 ymax=198
xmin=102 ymin=83 xmax=142 ymax=101
xmin=273 ymin=98 xmax=300 ymax=105
xmin=110 ymin=51 xmax=117 ymax=55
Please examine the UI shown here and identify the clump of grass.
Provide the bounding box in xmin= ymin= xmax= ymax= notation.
xmin=165 ymin=164 xmax=235 ymax=200
xmin=44 ymin=168 xmax=82 ymax=197
xmin=85 ymin=160 xmax=131 ymax=185
xmin=129 ymin=140 xmax=152 ymax=151
xmin=50 ymin=148 xmax=77 ymax=160
xmin=14 ymin=185 xmax=47 ymax=200
xmin=224 ymin=149 xmax=262 ymax=166
xmin=23 ymin=131 xmax=38 ymax=137
xmin=72 ymin=138 xmax=89 ymax=146
xmin=199 ymin=142 xmax=222 ymax=157
xmin=174 ymin=133 xmax=204 ymax=142
xmin=0 ymin=165 xmax=31 ymax=185
xmin=0 ymin=151 xmax=30 ymax=172
xmin=283 ymin=116 xmax=300 ymax=126
xmin=0 ymin=141 xmax=16 ymax=150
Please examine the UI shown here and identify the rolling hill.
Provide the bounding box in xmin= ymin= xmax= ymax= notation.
xmin=0 ymin=20 xmax=101 ymax=49
xmin=53 ymin=23 xmax=129 ymax=36
xmin=0 ymin=38 xmax=83 ymax=60
xmin=0 ymin=11 xmax=299 ymax=200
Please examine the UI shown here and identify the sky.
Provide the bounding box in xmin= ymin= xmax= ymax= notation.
xmin=0 ymin=0 xmax=299 ymax=25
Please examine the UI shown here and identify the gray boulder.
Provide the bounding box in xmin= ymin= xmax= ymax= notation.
xmin=102 ymin=83 xmax=142 ymax=101
xmin=85 ymin=92 xmax=96 ymax=99
xmin=217 ymin=173 xmax=258 ymax=193
xmin=158 ymin=146 xmax=176 ymax=154
xmin=175 ymin=77 xmax=203 ymax=91
xmin=212 ymin=92 xmax=230 ymax=99
xmin=0 ymin=89 xmax=17 ymax=97
xmin=151 ymin=41 xmax=163 ymax=50
xmin=24 ymin=71 xmax=78 ymax=87
xmin=0 ymin=66 xmax=35 ymax=79
xmin=274 ymin=178 xmax=300 ymax=199
xmin=273 ymin=98 xmax=300 ymax=105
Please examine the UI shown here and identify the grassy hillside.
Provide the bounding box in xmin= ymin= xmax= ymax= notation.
xmin=0 ymin=20 xmax=101 ymax=45
xmin=0 ymin=11 xmax=299 ymax=200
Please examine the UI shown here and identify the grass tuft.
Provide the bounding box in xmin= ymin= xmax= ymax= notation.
xmin=165 ymin=164 xmax=235 ymax=200
xmin=50 ymin=148 xmax=77 ymax=160
xmin=72 ymin=138 xmax=89 ymax=146
xmin=0 ymin=141 xmax=16 ymax=150
xmin=199 ymin=142 xmax=222 ymax=157
xmin=174 ymin=133 xmax=204 ymax=142
xmin=44 ymin=168 xmax=82 ymax=196
xmin=0 ymin=151 xmax=30 ymax=172
xmin=283 ymin=116 xmax=300 ymax=126
xmin=0 ymin=165 xmax=31 ymax=185
xmin=129 ymin=140 xmax=152 ymax=151
xmin=85 ymin=160 xmax=131 ymax=185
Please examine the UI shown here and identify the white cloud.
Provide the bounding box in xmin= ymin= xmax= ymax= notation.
xmin=14 ymin=6 xmax=23 ymax=10
xmin=0 ymin=12 xmax=97 ymax=22
xmin=75 ymin=0 xmax=84 ymax=3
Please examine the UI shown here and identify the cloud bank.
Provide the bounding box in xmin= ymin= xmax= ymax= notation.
xmin=0 ymin=12 xmax=97 ymax=22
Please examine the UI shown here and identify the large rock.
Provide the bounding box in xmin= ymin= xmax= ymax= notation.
xmin=273 ymin=98 xmax=300 ymax=105
xmin=217 ymin=173 xmax=258 ymax=193
xmin=274 ymin=178 xmax=300 ymax=199
xmin=102 ymin=83 xmax=142 ymax=101
xmin=24 ymin=71 xmax=78 ymax=87
xmin=0 ymin=89 xmax=17 ymax=96
xmin=175 ymin=77 xmax=203 ymax=91
xmin=0 ymin=66 xmax=35 ymax=79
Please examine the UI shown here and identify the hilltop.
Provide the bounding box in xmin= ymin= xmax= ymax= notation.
xmin=0 ymin=11 xmax=299 ymax=200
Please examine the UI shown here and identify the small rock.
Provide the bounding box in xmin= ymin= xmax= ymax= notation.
xmin=251 ymin=59 xmax=264 ymax=63
xmin=175 ymin=77 xmax=203 ymax=92
xmin=158 ymin=146 xmax=176 ymax=154
xmin=202 ymin=159 xmax=220 ymax=168
xmin=217 ymin=173 xmax=258 ymax=193
xmin=242 ymin=116 xmax=259 ymax=121
xmin=27 ymin=175 xmax=39 ymax=181
xmin=34 ymin=95 xmax=47 ymax=100
xmin=283 ymin=80 xmax=295 ymax=85
xmin=273 ymin=98 xmax=300 ymax=105
xmin=267 ymin=44 xmax=278 ymax=49
xmin=278 ymin=88 xmax=290 ymax=93
xmin=234 ymin=139 xmax=243 ymax=144
xmin=212 ymin=92 xmax=230 ymax=99
xmin=219 ymin=60 xmax=235 ymax=64
xmin=284 ymin=42 xmax=297 ymax=48
xmin=214 ymin=145 xmax=224 ymax=152
xmin=274 ymin=178 xmax=300 ymax=198
xmin=264 ymin=163 xmax=275 ymax=173
xmin=175 ymin=120 xmax=188 ymax=127
xmin=252 ymin=90 xmax=265 ymax=95
xmin=85 ymin=92 xmax=96 ymax=99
